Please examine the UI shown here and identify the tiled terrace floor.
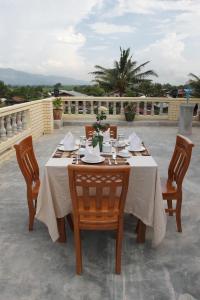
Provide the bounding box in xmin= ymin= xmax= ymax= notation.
xmin=0 ymin=126 xmax=200 ymax=300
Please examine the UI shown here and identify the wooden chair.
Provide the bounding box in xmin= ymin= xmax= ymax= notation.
xmin=68 ymin=165 xmax=130 ymax=274
xmin=14 ymin=136 xmax=40 ymax=231
xmin=161 ymin=135 xmax=194 ymax=232
xmin=85 ymin=125 xmax=117 ymax=139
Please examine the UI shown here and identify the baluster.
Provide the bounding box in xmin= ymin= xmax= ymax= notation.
xmin=113 ymin=102 xmax=117 ymax=115
xmin=17 ymin=112 xmax=22 ymax=132
xmin=151 ymin=102 xmax=155 ymax=116
xmin=22 ymin=111 xmax=27 ymax=130
xmin=75 ymin=101 xmax=79 ymax=115
xmin=6 ymin=115 xmax=13 ymax=137
xmin=83 ymin=101 xmax=86 ymax=114
xmin=0 ymin=116 xmax=7 ymax=141
xmin=136 ymin=102 xmax=140 ymax=115
xmin=90 ymin=101 xmax=94 ymax=114
xmin=12 ymin=113 xmax=17 ymax=134
xmin=120 ymin=101 xmax=124 ymax=115
xmin=68 ymin=101 xmax=71 ymax=114
xmin=144 ymin=102 xmax=147 ymax=115
xmin=159 ymin=103 xmax=163 ymax=115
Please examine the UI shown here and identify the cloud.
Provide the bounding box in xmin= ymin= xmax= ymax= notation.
xmin=57 ymin=27 xmax=86 ymax=45
xmin=110 ymin=0 xmax=200 ymax=16
xmin=90 ymin=22 xmax=135 ymax=34
xmin=136 ymin=33 xmax=188 ymax=83
xmin=0 ymin=0 xmax=102 ymax=79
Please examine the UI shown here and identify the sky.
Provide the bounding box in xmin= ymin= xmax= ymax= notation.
xmin=0 ymin=0 xmax=200 ymax=84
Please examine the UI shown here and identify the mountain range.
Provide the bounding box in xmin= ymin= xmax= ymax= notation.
xmin=0 ymin=68 xmax=88 ymax=86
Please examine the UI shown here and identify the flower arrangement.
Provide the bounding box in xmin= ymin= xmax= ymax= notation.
xmin=92 ymin=106 xmax=109 ymax=150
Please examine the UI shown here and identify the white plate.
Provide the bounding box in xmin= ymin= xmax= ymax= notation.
xmin=81 ymin=156 xmax=105 ymax=164
xmin=57 ymin=145 xmax=79 ymax=152
xmin=114 ymin=142 xmax=126 ymax=148
xmin=126 ymin=145 xmax=145 ymax=152
xmin=117 ymin=152 xmax=131 ymax=158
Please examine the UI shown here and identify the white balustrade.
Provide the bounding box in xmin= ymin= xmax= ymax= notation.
xmin=12 ymin=113 xmax=17 ymax=134
xmin=83 ymin=101 xmax=86 ymax=114
xmin=151 ymin=102 xmax=155 ymax=116
xmin=0 ymin=117 xmax=7 ymax=141
xmin=60 ymin=97 xmax=174 ymax=120
xmin=159 ymin=103 xmax=163 ymax=115
xmin=136 ymin=102 xmax=140 ymax=115
xmin=0 ymin=109 xmax=29 ymax=143
xmin=113 ymin=102 xmax=117 ymax=115
xmin=21 ymin=111 xmax=27 ymax=130
xmin=6 ymin=115 xmax=13 ymax=137
xmin=120 ymin=101 xmax=124 ymax=115
xmin=17 ymin=112 xmax=23 ymax=132
xmin=143 ymin=102 xmax=147 ymax=115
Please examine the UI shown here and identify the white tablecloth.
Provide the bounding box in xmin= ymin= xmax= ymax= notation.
xmin=36 ymin=156 xmax=166 ymax=246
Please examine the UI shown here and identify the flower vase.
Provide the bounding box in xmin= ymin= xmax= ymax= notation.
xmin=92 ymin=134 xmax=103 ymax=152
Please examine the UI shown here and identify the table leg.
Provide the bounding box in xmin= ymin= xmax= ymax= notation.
xmin=136 ymin=219 xmax=146 ymax=243
xmin=57 ymin=217 xmax=66 ymax=243
xmin=66 ymin=213 xmax=74 ymax=232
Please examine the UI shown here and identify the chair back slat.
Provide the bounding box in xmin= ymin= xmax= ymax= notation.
xmin=68 ymin=165 xmax=130 ymax=223
xmin=168 ymin=135 xmax=194 ymax=189
xmin=85 ymin=125 xmax=117 ymax=139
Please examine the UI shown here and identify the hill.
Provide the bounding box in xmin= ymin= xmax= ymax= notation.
xmin=0 ymin=68 xmax=88 ymax=86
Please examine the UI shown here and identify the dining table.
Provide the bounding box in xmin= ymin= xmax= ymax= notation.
xmin=36 ymin=136 xmax=166 ymax=247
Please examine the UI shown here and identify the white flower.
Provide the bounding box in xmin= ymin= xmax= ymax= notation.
xmin=99 ymin=106 xmax=108 ymax=113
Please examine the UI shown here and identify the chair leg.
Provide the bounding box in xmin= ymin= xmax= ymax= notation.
xmin=74 ymin=227 xmax=82 ymax=274
xmin=176 ymin=195 xmax=182 ymax=233
xmin=115 ymin=222 xmax=123 ymax=274
xmin=167 ymin=199 xmax=173 ymax=216
xmin=28 ymin=201 xmax=35 ymax=231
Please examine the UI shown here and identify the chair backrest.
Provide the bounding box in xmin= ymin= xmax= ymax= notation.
xmin=168 ymin=135 xmax=194 ymax=189
xmin=85 ymin=125 xmax=117 ymax=139
xmin=14 ymin=136 xmax=39 ymax=188
xmin=68 ymin=165 xmax=130 ymax=224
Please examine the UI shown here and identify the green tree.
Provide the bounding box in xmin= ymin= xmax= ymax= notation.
xmin=91 ymin=47 xmax=158 ymax=96
xmin=188 ymin=73 xmax=200 ymax=97
xmin=74 ymin=85 xmax=105 ymax=96
xmin=0 ymin=81 xmax=10 ymax=98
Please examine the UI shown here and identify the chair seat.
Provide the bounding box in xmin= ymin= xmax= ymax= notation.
xmin=32 ymin=180 xmax=40 ymax=199
xmin=79 ymin=210 xmax=119 ymax=229
xmin=161 ymin=177 xmax=177 ymax=199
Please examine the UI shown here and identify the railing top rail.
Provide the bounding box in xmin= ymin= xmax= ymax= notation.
xmin=0 ymin=98 xmax=54 ymax=117
xmin=60 ymin=96 xmax=200 ymax=102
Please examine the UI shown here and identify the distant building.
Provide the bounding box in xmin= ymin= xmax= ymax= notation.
xmin=52 ymin=89 xmax=88 ymax=97
xmin=6 ymin=96 xmax=27 ymax=105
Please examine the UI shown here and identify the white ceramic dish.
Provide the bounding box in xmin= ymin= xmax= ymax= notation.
xmin=57 ymin=145 xmax=79 ymax=152
xmin=114 ymin=142 xmax=126 ymax=148
xmin=81 ymin=156 xmax=105 ymax=164
xmin=126 ymin=145 xmax=145 ymax=152
xmin=117 ymin=151 xmax=131 ymax=158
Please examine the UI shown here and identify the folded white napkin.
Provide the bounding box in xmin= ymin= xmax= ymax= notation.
xmin=129 ymin=132 xmax=142 ymax=150
xmin=63 ymin=132 xmax=75 ymax=150
xmin=84 ymin=143 xmax=101 ymax=162
xmin=103 ymin=128 xmax=110 ymax=142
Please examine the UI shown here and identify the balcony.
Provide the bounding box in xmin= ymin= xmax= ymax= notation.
xmin=0 ymin=98 xmax=200 ymax=299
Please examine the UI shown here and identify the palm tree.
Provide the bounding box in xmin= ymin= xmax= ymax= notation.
xmin=188 ymin=73 xmax=200 ymax=97
xmin=90 ymin=47 xmax=158 ymax=96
